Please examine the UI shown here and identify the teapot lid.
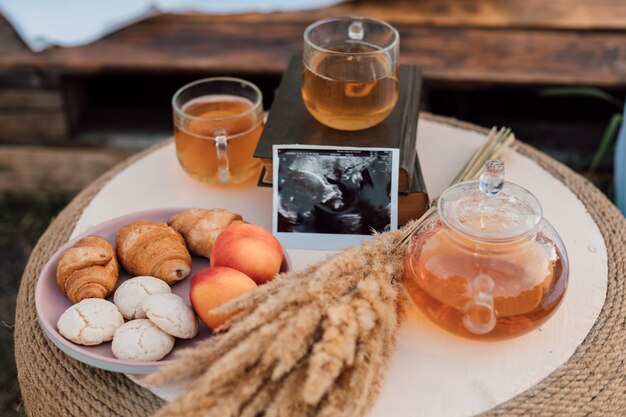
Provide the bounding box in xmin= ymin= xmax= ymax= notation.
xmin=438 ymin=160 xmax=543 ymax=243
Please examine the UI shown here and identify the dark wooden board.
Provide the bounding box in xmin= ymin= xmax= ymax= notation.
xmin=1 ymin=14 xmax=626 ymax=86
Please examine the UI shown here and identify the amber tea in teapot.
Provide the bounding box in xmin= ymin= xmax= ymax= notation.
xmin=404 ymin=160 xmax=569 ymax=340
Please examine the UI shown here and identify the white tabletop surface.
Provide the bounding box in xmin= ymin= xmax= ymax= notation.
xmin=72 ymin=117 xmax=608 ymax=417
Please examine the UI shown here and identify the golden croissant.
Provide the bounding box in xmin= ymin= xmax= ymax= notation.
xmin=116 ymin=220 xmax=192 ymax=285
xmin=56 ymin=235 xmax=119 ymax=304
xmin=168 ymin=208 xmax=243 ymax=258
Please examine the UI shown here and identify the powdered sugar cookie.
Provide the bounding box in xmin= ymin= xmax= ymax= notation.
xmin=111 ymin=319 xmax=174 ymax=361
xmin=142 ymin=293 xmax=198 ymax=339
xmin=114 ymin=276 xmax=171 ymax=320
xmin=57 ymin=298 xmax=123 ymax=346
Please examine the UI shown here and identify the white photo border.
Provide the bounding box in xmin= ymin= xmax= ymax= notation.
xmin=272 ymin=144 xmax=399 ymax=251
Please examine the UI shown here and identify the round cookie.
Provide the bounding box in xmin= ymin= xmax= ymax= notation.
xmin=112 ymin=319 xmax=174 ymax=361
xmin=114 ymin=276 xmax=171 ymax=320
xmin=142 ymin=293 xmax=198 ymax=339
xmin=57 ymin=298 xmax=124 ymax=346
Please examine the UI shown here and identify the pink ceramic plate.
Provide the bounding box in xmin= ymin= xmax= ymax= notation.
xmin=35 ymin=208 xmax=290 ymax=374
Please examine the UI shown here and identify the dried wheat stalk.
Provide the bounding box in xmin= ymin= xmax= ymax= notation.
xmin=146 ymin=128 xmax=515 ymax=417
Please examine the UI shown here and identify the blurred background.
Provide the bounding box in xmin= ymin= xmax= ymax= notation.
xmin=1 ymin=1 xmax=625 ymax=415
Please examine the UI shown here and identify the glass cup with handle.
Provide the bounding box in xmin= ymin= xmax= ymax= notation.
xmin=302 ymin=16 xmax=400 ymax=131
xmin=172 ymin=77 xmax=264 ymax=184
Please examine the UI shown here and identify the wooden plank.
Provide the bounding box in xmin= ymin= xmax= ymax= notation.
xmin=199 ymin=0 xmax=626 ymax=30
xmin=2 ymin=15 xmax=625 ymax=86
xmin=0 ymin=68 xmax=61 ymax=89
xmin=0 ymin=145 xmax=132 ymax=193
xmin=0 ymin=89 xmax=62 ymax=110
xmin=1 ymin=0 xmax=626 ymax=87
xmin=2 ymin=0 xmax=625 ymax=40
xmin=0 ymin=112 xmax=68 ymax=143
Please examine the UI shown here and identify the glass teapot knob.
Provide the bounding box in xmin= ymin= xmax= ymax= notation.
xmin=348 ymin=20 xmax=364 ymax=40
xmin=479 ymin=160 xmax=505 ymax=196
xmin=462 ymin=274 xmax=497 ymax=335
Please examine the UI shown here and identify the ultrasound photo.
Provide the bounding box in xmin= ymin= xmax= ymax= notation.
xmin=276 ymin=147 xmax=396 ymax=235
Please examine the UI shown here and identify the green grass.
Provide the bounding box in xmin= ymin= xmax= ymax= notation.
xmin=0 ymin=192 xmax=73 ymax=417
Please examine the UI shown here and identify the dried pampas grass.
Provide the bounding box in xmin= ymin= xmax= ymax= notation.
xmin=146 ymin=127 xmax=515 ymax=417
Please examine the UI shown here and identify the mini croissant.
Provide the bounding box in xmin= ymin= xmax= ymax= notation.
xmin=57 ymin=235 xmax=119 ymax=304
xmin=168 ymin=208 xmax=243 ymax=258
xmin=116 ymin=220 xmax=192 ymax=285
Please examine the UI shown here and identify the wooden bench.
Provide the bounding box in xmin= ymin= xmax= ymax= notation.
xmin=1 ymin=0 xmax=625 ymax=145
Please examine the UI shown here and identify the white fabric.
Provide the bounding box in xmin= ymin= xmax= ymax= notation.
xmin=0 ymin=0 xmax=347 ymax=52
xmin=72 ymin=118 xmax=608 ymax=416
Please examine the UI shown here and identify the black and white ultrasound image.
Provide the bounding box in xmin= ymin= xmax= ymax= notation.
xmin=277 ymin=149 xmax=393 ymax=234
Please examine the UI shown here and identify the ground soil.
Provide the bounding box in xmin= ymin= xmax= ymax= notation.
xmin=0 ymin=192 xmax=72 ymax=417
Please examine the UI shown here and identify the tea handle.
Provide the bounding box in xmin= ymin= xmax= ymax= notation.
xmin=215 ymin=134 xmax=230 ymax=183
xmin=462 ymin=274 xmax=497 ymax=335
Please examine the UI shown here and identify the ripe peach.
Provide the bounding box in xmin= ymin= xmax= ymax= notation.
xmin=189 ymin=266 xmax=257 ymax=330
xmin=211 ymin=223 xmax=283 ymax=284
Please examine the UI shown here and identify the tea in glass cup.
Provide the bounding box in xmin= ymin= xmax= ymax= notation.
xmin=302 ymin=16 xmax=399 ymax=131
xmin=173 ymin=78 xmax=264 ymax=184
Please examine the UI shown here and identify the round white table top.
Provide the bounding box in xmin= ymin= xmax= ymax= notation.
xmin=72 ymin=116 xmax=607 ymax=417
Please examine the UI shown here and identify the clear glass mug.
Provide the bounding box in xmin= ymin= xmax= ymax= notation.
xmin=172 ymin=77 xmax=264 ymax=184
xmin=302 ymin=16 xmax=400 ymax=131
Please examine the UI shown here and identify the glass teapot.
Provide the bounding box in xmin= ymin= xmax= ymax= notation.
xmin=404 ymin=160 xmax=568 ymax=340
